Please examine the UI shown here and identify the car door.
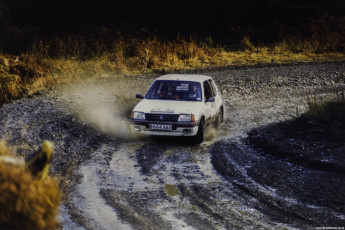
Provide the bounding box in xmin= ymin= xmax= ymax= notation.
xmin=208 ymin=79 xmax=222 ymax=113
xmin=203 ymin=80 xmax=216 ymax=125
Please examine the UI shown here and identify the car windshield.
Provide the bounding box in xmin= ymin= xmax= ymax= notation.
xmin=145 ymin=80 xmax=202 ymax=101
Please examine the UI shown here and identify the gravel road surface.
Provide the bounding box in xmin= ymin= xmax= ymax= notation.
xmin=1 ymin=62 xmax=345 ymax=229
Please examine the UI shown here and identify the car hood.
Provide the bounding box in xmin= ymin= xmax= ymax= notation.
xmin=133 ymin=99 xmax=203 ymax=115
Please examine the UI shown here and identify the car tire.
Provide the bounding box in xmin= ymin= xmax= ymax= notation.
xmin=214 ymin=109 xmax=223 ymax=129
xmin=194 ymin=120 xmax=204 ymax=144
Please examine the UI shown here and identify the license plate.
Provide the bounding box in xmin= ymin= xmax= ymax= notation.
xmin=149 ymin=124 xmax=172 ymax=130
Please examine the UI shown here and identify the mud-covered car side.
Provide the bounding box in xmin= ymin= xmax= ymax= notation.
xmin=130 ymin=74 xmax=223 ymax=142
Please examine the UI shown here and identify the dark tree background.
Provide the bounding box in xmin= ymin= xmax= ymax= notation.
xmin=1 ymin=0 xmax=345 ymax=53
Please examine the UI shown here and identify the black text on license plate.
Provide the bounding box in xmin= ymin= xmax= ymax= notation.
xmin=149 ymin=124 xmax=172 ymax=130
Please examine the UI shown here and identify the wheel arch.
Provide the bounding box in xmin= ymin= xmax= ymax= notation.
xmin=220 ymin=105 xmax=224 ymax=123
xmin=199 ymin=115 xmax=205 ymax=125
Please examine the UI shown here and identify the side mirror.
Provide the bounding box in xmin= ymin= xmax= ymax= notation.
xmin=206 ymin=97 xmax=215 ymax=102
xmin=136 ymin=94 xmax=144 ymax=99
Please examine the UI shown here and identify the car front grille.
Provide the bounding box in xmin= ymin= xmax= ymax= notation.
xmin=145 ymin=113 xmax=179 ymax=122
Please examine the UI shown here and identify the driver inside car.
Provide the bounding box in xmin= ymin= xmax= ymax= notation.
xmin=188 ymin=83 xmax=201 ymax=99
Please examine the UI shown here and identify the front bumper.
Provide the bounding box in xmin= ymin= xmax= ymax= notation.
xmin=130 ymin=119 xmax=199 ymax=136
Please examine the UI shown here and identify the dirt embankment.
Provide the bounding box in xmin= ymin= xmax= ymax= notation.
xmin=249 ymin=114 xmax=345 ymax=174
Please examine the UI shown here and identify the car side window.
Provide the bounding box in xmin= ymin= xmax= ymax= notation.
xmin=203 ymin=81 xmax=213 ymax=100
xmin=208 ymin=79 xmax=217 ymax=97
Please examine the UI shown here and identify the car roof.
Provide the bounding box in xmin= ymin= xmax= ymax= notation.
xmin=156 ymin=74 xmax=212 ymax=83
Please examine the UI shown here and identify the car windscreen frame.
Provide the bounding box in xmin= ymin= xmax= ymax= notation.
xmin=145 ymin=80 xmax=203 ymax=101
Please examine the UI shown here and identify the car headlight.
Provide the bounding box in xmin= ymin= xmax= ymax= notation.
xmin=131 ymin=111 xmax=145 ymax=120
xmin=178 ymin=114 xmax=195 ymax=122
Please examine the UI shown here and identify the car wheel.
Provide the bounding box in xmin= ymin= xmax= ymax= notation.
xmin=214 ymin=109 xmax=223 ymax=129
xmin=194 ymin=120 xmax=204 ymax=144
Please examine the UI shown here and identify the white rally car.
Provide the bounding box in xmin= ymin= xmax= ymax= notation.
xmin=130 ymin=74 xmax=224 ymax=143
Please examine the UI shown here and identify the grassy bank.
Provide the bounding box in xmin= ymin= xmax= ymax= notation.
xmin=305 ymin=93 xmax=345 ymax=125
xmin=1 ymin=36 xmax=345 ymax=105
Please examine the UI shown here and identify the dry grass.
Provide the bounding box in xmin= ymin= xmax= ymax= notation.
xmin=305 ymin=90 xmax=345 ymax=125
xmin=0 ymin=140 xmax=61 ymax=230
xmin=43 ymin=36 xmax=345 ymax=76
xmin=0 ymin=54 xmax=56 ymax=104
xmin=1 ymin=27 xmax=345 ymax=104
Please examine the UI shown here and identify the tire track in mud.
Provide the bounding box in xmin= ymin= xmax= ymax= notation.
xmin=211 ymin=140 xmax=345 ymax=228
xmin=83 ymin=139 xmax=285 ymax=230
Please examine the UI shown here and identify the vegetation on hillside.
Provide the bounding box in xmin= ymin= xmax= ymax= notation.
xmin=1 ymin=1 xmax=345 ymax=104
xmin=1 ymin=32 xmax=345 ymax=105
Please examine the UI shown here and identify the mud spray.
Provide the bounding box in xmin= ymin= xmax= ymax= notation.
xmin=70 ymin=87 xmax=130 ymax=137
xmin=58 ymin=77 xmax=148 ymax=139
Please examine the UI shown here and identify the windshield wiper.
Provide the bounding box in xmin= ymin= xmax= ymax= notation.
xmin=183 ymin=98 xmax=198 ymax=101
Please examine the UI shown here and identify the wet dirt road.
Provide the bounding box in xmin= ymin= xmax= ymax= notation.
xmin=0 ymin=62 xmax=344 ymax=229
